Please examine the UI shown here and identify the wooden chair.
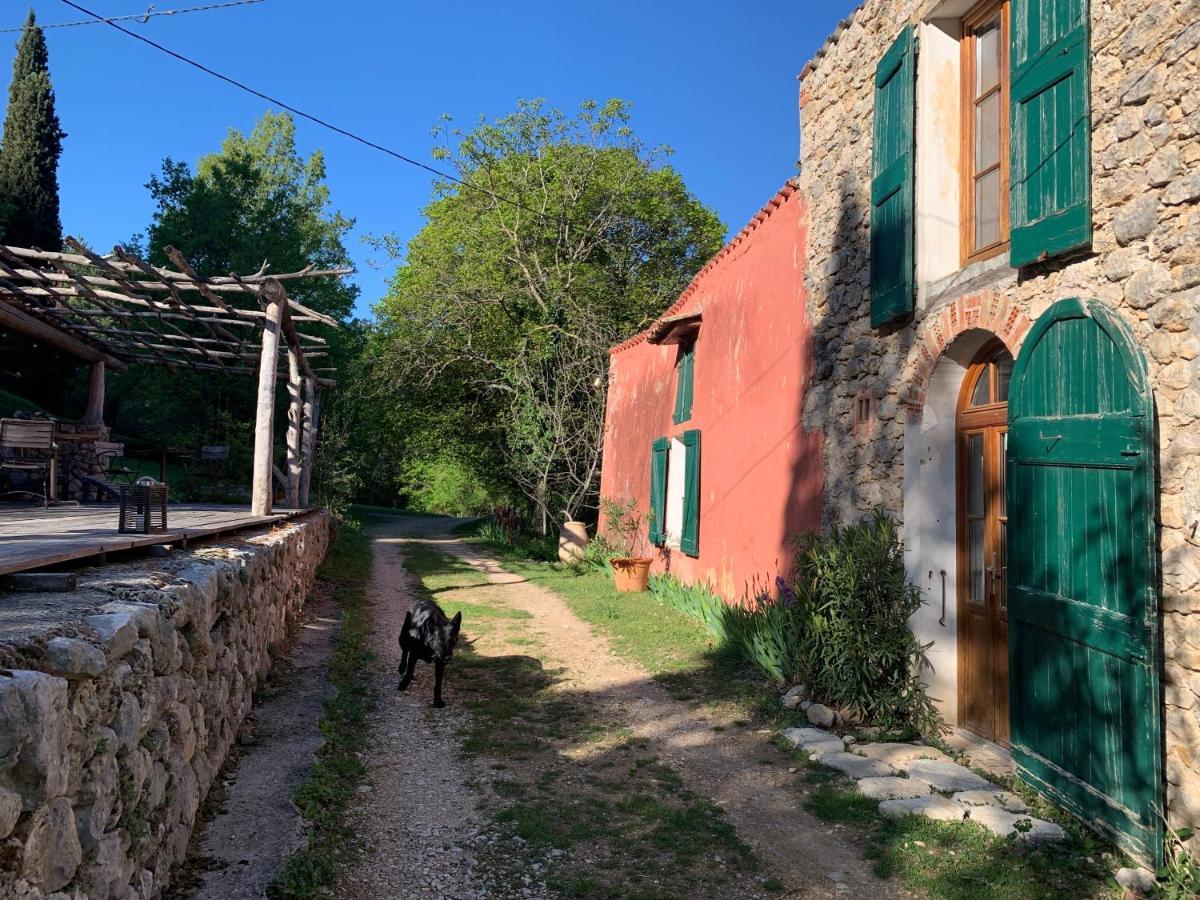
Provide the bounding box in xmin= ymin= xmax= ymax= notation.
xmin=80 ymin=441 xmax=136 ymax=502
xmin=0 ymin=418 xmax=57 ymax=506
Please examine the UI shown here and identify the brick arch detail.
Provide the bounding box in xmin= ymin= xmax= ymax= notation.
xmin=902 ymin=290 xmax=1033 ymax=416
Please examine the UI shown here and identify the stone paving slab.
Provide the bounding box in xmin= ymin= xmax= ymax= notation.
xmin=819 ymin=752 xmax=896 ymax=779
xmin=780 ymin=727 xmax=844 ymax=757
xmin=851 ymin=742 xmax=953 ymax=768
xmin=905 ymin=759 xmax=994 ymax=793
xmin=856 ymin=777 xmax=931 ymax=801
xmin=878 ymin=795 xmax=965 ymax=822
xmin=968 ymin=805 xmax=1065 ymax=845
xmin=952 ymin=789 xmax=1028 ymax=813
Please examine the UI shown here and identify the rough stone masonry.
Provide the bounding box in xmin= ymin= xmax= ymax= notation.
xmin=797 ymin=0 xmax=1200 ymax=846
xmin=0 ymin=513 xmax=330 ymax=899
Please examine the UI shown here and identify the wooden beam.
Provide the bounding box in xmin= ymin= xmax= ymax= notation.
xmin=82 ymin=361 xmax=105 ymax=427
xmin=285 ymin=348 xmax=303 ymax=509
xmin=299 ymin=377 xmax=320 ymax=508
xmin=251 ymin=279 xmax=287 ymax=517
xmin=0 ymin=295 xmax=126 ymax=370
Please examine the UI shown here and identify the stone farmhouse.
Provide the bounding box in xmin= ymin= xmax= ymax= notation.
xmin=600 ymin=0 xmax=1200 ymax=867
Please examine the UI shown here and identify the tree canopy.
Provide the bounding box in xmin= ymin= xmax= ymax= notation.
xmin=107 ymin=111 xmax=358 ymax=497
xmin=367 ymin=99 xmax=724 ymax=526
xmin=0 ymin=11 xmax=65 ymax=250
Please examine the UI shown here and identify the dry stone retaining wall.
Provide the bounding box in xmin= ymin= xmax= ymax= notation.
xmin=797 ymin=0 xmax=1200 ymax=844
xmin=0 ymin=512 xmax=331 ymax=899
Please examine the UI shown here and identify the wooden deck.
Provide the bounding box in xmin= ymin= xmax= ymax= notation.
xmin=0 ymin=504 xmax=306 ymax=576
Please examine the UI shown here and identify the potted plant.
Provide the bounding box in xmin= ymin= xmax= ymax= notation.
xmin=601 ymin=498 xmax=653 ymax=592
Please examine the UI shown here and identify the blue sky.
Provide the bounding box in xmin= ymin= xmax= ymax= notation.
xmin=10 ymin=0 xmax=858 ymax=319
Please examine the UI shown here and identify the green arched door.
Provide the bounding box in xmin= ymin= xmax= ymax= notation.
xmin=1007 ymin=298 xmax=1162 ymax=866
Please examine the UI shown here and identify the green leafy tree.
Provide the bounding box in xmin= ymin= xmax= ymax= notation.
xmin=108 ymin=112 xmax=357 ymax=493
xmin=370 ymin=99 xmax=724 ymax=528
xmin=0 ymin=10 xmax=65 ymax=250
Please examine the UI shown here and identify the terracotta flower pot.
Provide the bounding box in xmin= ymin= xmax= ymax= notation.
xmin=611 ymin=557 xmax=652 ymax=593
xmin=558 ymin=520 xmax=588 ymax=564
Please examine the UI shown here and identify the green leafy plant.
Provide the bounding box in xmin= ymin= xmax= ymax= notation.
xmin=789 ymin=511 xmax=938 ymax=732
xmin=1158 ymin=826 xmax=1200 ymax=899
xmin=600 ymin=498 xmax=650 ymax=560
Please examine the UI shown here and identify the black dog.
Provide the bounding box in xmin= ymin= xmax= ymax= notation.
xmin=397 ymin=599 xmax=462 ymax=708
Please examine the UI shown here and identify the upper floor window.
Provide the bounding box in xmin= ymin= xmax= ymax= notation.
xmin=961 ymin=0 xmax=1010 ymax=263
xmin=672 ymin=343 xmax=695 ymax=425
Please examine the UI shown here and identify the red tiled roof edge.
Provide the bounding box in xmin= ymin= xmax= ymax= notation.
xmin=609 ymin=180 xmax=800 ymax=356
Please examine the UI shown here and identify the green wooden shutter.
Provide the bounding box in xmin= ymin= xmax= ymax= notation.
xmin=1009 ymin=0 xmax=1091 ymax=267
xmin=680 ymin=429 xmax=701 ymax=557
xmin=870 ymin=25 xmax=917 ymax=329
xmin=673 ymin=347 xmax=695 ymax=425
xmin=649 ymin=437 xmax=668 ymax=546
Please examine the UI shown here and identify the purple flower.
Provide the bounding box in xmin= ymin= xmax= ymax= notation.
xmin=776 ymin=576 xmax=798 ymax=607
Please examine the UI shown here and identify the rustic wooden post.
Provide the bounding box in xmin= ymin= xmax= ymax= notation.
xmin=251 ymin=280 xmax=286 ymax=516
xmin=81 ymin=361 xmax=106 ymax=427
xmin=285 ymin=348 xmax=303 ymax=509
xmin=298 ymin=378 xmax=320 ymax=508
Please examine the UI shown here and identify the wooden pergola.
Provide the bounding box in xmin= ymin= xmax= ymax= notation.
xmin=0 ymin=238 xmax=350 ymax=515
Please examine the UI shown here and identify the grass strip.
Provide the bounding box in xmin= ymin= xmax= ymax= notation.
xmin=268 ymin=519 xmax=373 ymax=899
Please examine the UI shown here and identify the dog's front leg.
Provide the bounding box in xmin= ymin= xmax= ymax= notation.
xmin=433 ymin=659 xmax=446 ymax=708
xmin=398 ymin=647 xmax=417 ymax=691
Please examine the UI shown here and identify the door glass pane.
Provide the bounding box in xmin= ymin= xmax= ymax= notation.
xmin=975 ymin=91 xmax=1001 ymax=171
xmin=999 ymin=431 xmax=1008 ymax=516
xmin=975 ymin=18 xmax=1001 ymax=95
xmin=998 ymin=520 xmax=1007 ymax=610
xmin=968 ymin=433 xmax=985 ymax=515
xmin=969 ymin=518 xmax=986 ymax=604
xmin=975 ymin=168 xmax=1002 ymax=248
xmin=996 ymin=355 xmax=1013 ymax=402
xmin=970 ymin=368 xmax=992 ymax=407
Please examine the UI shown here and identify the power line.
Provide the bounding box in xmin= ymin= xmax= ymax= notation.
xmin=58 ymin=0 xmax=551 ymax=220
xmin=1 ymin=0 xmax=268 ymax=33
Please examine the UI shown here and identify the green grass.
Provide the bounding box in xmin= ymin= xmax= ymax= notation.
xmin=268 ymin=519 xmax=373 ymax=899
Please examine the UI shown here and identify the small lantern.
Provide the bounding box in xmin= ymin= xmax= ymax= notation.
xmin=118 ymin=479 xmax=168 ymax=534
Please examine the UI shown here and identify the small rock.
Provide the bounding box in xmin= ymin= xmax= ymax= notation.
xmin=878 ymin=795 xmax=964 ymax=823
xmin=969 ymin=806 xmax=1065 ymax=845
xmin=782 ymin=694 xmax=803 ymax=710
xmin=1164 ymin=174 xmax=1200 ymax=207
xmin=1113 ymin=195 xmax=1158 ymax=246
xmin=820 ymin=752 xmax=895 ymax=779
xmin=1115 ymin=866 xmax=1157 ymax=894
xmin=84 ymin=613 xmax=138 ymax=660
xmin=856 ymin=777 xmax=930 ymax=801
xmin=0 ymin=786 xmax=20 ymax=839
xmin=906 ymin=759 xmax=994 ymax=793
xmin=806 ymin=703 xmax=836 ymax=728
xmin=782 ymin=684 xmax=806 ymax=701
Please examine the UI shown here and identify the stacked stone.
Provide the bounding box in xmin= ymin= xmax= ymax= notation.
xmin=797 ymin=0 xmax=1200 ymax=847
xmin=0 ymin=514 xmax=331 ymax=899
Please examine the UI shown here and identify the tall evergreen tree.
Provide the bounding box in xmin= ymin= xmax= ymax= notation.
xmin=0 ymin=11 xmax=64 ymax=250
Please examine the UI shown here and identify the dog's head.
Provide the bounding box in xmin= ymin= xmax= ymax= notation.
xmin=431 ymin=611 xmax=463 ymax=663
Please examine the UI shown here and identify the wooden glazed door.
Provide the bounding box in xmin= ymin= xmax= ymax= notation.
xmin=957 ymin=345 xmax=1012 ymax=744
xmin=1007 ymin=298 xmax=1162 ymax=867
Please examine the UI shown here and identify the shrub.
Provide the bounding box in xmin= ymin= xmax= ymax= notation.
xmin=648 ymin=510 xmax=939 ymax=733
xmin=790 ymin=511 xmax=938 ymax=732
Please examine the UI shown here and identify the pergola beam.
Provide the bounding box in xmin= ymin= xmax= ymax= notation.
xmin=0 ymin=295 xmax=126 ymax=370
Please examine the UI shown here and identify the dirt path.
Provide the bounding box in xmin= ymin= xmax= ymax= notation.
xmin=336 ymin=517 xmax=491 ymax=899
xmin=346 ymin=515 xmax=902 ymax=899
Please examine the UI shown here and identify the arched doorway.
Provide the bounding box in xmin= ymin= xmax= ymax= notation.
xmin=956 ymin=341 xmax=1013 ymax=744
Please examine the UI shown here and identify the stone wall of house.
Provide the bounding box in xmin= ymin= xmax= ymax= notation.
xmin=797 ymin=0 xmax=1200 ymax=843
xmin=0 ymin=513 xmax=331 ymax=899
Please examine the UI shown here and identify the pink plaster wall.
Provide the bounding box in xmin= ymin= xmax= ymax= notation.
xmin=598 ymin=184 xmax=824 ymax=601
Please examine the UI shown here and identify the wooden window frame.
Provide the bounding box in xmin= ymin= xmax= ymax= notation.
xmin=959 ymin=0 xmax=1011 ymax=266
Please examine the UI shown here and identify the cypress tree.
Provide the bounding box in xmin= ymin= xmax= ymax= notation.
xmin=0 ymin=10 xmax=65 ymax=250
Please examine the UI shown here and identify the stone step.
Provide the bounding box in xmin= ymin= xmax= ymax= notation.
xmin=905 ymin=759 xmax=995 ymax=793
xmin=819 ymin=751 xmax=896 ymax=779
xmin=878 ymin=794 xmax=964 ymax=822
xmin=780 ymin=726 xmax=844 ymax=757
xmin=952 ymin=789 xmax=1028 ymax=814
xmin=856 ymin=776 xmax=931 ymax=801
xmin=850 ymin=742 xmax=954 ymax=768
